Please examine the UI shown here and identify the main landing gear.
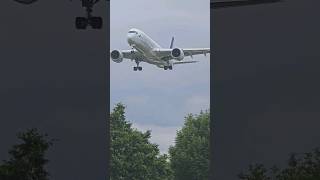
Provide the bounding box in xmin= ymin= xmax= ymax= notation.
xmin=133 ymin=60 xmax=142 ymax=71
xmin=133 ymin=66 xmax=143 ymax=71
xmin=163 ymin=66 xmax=173 ymax=70
xmin=76 ymin=0 xmax=102 ymax=29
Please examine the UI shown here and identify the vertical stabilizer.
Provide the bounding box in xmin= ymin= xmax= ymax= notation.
xmin=170 ymin=37 xmax=175 ymax=48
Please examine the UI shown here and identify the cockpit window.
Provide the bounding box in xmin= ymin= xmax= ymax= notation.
xmin=128 ymin=31 xmax=138 ymax=34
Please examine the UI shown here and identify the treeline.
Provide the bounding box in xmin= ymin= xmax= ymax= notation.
xmin=0 ymin=129 xmax=55 ymax=180
xmin=2 ymin=104 xmax=319 ymax=179
xmin=110 ymin=103 xmax=210 ymax=180
xmin=239 ymin=148 xmax=320 ymax=180
xmin=0 ymin=103 xmax=210 ymax=180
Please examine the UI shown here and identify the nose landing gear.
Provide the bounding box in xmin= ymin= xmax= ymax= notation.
xmin=75 ymin=0 xmax=103 ymax=30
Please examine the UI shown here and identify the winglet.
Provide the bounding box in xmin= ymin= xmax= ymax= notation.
xmin=170 ymin=37 xmax=175 ymax=49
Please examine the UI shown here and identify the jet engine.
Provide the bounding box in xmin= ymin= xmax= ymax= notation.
xmin=171 ymin=48 xmax=184 ymax=61
xmin=110 ymin=50 xmax=123 ymax=63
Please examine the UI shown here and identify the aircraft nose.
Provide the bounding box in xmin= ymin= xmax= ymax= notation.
xmin=127 ymin=33 xmax=134 ymax=45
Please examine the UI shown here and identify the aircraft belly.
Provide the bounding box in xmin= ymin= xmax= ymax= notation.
xmin=134 ymin=40 xmax=150 ymax=56
xmin=134 ymin=39 xmax=160 ymax=63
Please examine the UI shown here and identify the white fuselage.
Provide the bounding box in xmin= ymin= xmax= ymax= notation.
xmin=127 ymin=28 xmax=169 ymax=67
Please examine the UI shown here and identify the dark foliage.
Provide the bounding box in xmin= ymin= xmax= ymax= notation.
xmin=0 ymin=129 xmax=55 ymax=180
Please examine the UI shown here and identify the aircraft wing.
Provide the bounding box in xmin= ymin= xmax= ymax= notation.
xmin=211 ymin=0 xmax=282 ymax=9
xmin=118 ymin=50 xmax=145 ymax=61
xmin=154 ymin=48 xmax=210 ymax=61
xmin=173 ymin=61 xmax=198 ymax=65
xmin=182 ymin=48 xmax=210 ymax=57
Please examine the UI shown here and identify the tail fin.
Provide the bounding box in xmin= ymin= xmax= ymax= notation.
xmin=169 ymin=37 xmax=175 ymax=49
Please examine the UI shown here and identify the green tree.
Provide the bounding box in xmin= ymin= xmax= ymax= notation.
xmin=110 ymin=103 xmax=172 ymax=180
xmin=238 ymin=164 xmax=272 ymax=180
xmin=0 ymin=128 xmax=55 ymax=180
xmin=239 ymin=148 xmax=320 ymax=180
xmin=169 ymin=110 xmax=210 ymax=180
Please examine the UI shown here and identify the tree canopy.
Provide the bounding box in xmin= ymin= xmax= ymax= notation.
xmin=239 ymin=148 xmax=320 ymax=180
xmin=169 ymin=110 xmax=210 ymax=180
xmin=110 ymin=103 xmax=172 ymax=180
xmin=0 ymin=128 xmax=54 ymax=180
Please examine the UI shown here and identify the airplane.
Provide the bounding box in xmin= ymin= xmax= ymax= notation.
xmin=110 ymin=28 xmax=210 ymax=71
xmin=13 ymin=0 xmax=105 ymax=29
xmin=110 ymin=0 xmax=283 ymax=71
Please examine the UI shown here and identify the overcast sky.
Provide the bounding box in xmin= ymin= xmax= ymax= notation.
xmin=110 ymin=0 xmax=210 ymax=154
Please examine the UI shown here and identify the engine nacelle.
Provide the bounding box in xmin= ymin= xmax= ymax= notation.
xmin=171 ymin=48 xmax=184 ymax=61
xmin=110 ymin=50 xmax=123 ymax=63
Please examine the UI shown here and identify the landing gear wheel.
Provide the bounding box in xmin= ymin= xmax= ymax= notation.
xmin=90 ymin=17 xmax=103 ymax=29
xmin=164 ymin=66 xmax=168 ymax=70
xmin=76 ymin=17 xmax=88 ymax=29
xmin=134 ymin=60 xmax=142 ymax=71
xmin=169 ymin=66 xmax=173 ymax=70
